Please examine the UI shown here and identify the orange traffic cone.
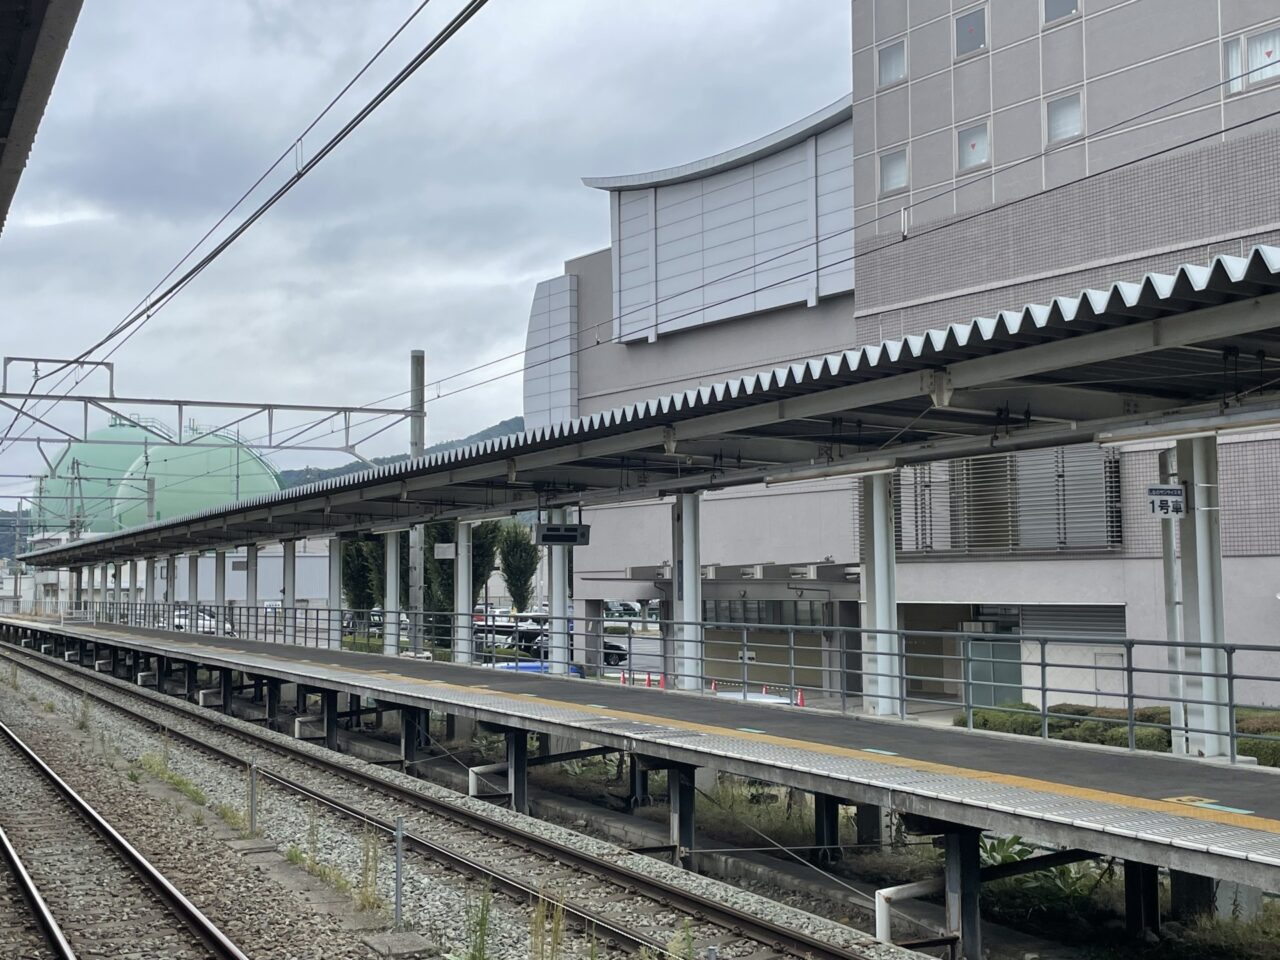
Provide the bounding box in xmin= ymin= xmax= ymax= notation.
xmin=645 ymin=673 xmax=652 ymax=688
xmin=761 ymin=684 xmax=769 ymax=695
xmin=619 ymin=670 xmax=627 ymax=685
xmin=659 ymin=674 xmax=666 ymax=690
xmin=710 ymin=680 xmax=718 ymax=693
xmin=796 ymin=689 xmax=806 ymax=707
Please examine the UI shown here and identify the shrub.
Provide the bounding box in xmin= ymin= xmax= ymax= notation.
xmin=1238 ymin=737 xmax=1280 ymax=767
xmin=963 ymin=703 xmax=1042 ymax=736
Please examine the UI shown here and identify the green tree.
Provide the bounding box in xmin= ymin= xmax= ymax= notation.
xmin=498 ymin=521 xmax=539 ymax=613
xmin=423 ymin=521 xmax=502 ymax=611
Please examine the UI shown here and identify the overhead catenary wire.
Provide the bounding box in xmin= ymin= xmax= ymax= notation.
xmin=0 ymin=0 xmax=483 ymax=456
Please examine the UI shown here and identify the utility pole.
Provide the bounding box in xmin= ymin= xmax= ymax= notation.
xmin=146 ymin=477 xmax=156 ymax=524
xmin=407 ymin=351 xmax=426 ymax=631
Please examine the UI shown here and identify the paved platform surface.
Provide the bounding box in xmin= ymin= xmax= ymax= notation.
xmin=5 ymin=615 xmax=1280 ymax=889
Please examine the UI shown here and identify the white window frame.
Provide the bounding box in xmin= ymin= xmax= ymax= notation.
xmin=1224 ymin=26 xmax=1280 ymax=96
xmin=1042 ymin=0 xmax=1080 ymax=27
xmin=954 ymin=5 xmax=988 ymax=61
xmin=877 ymin=38 xmax=908 ymax=89
xmin=878 ymin=147 xmax=909 ymax=197
xmin=1045 ymin=90 xmax=1084 ymax=147
xmin=957 ymin=120 xmax=991 ymax=174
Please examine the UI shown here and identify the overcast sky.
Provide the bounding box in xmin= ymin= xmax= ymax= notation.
xmin=0 ymin=0 xmax=850 ymax=484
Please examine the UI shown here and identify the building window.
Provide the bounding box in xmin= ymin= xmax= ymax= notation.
xmin=878 ymin=39 xmax=907 ymax=87
xmin=1247 ymin=27 xmax=1280 ymax=86
xmin=957 ymin=120 xmax=990 ymax=172
xmin=1044 ymin=0 xmax=1078 ymax=24
xmin=879 ymin=148 xmax=908 ymax=195
xmin=955 ymin=7 xmax=987 ymax=59
xmin=1046 ymin=91 xmax=1083 ymax=145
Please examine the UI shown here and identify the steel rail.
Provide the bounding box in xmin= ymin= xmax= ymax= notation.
xmin=0 ymin=641 xmax=888 ymax=960
xmin=0 ymin=716 xmax=251 ymax=960
xmin=0 ymin=821 xmax=77 ymax=959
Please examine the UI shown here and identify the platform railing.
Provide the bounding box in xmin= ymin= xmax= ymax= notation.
xmin=11 ymin=597 xmax=1279 ymax=765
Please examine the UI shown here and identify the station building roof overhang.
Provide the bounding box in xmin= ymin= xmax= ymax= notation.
xmin=21 ymin=245 xmax=1280 ymax=568
xmin=581 ymin=94 xmax=853 ymax=191
xmin=0 ymin=0 xmax=83 ymax=237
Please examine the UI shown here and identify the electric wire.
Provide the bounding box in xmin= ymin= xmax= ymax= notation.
xmin=0 ymin=0 xmax=479 ymax=455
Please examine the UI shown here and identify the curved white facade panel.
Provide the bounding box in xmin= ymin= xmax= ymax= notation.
xmin=522 ymin=274 xmax=578 ymax=432
xmin=594 ymin=98 xmax=854 ymax=344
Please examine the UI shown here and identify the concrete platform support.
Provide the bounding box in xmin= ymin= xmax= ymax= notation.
xmin=1170 ymin=870 xmax=1215 ymax=921
xmin=945 ymin=828 xmax=982 ymax=960
xmin=327 ymin=539 xmax=343 ymax=649
xmin=627 ymin=756 xmax=651 ymax=810
xmin=670 ymin=494 xmax=702 ymax=690
xmin=453 ymin=523 xmax=472 ymax=664
xmin=143 ymin=558 xmax=155 ymax=605
xmin=71 ymin=568 xmax=82 ymax=610
xmin=383 ymin=531 xmax=401 ymax=656
xmin=669 ymin=764 xmax=696 ymax=869
xmin=164 ymin=555 xmax=177 ymax=604
xmin=321 ymin=690 xmax=338 ymax=751
xmin=183 ymin=660 xmax=196 ymax=699
xmin=856 ymin=803 xmax=885 ymax=848
xmin=1175 ymin=438 xmax=1230 ymax=758
xmin=265 ymin=679 xmax=281 ymax=729
xmin=814 ymin=793 xmax=841 ymax=864
xmin=547 ymin=509 xmax=570 ymax=675
xmin=1124 ymin=861 xmax=1160 ymax=938
xmin=506 ymin=730 xmax=528 ymax=814
xmin=219 ymin=668 xmax=233 ymax=715
xmin=282 ymin=539 xmax=296 ymax=644
xmin=860 ymin=472 xmax=900 ymax=718
xmin=129 ymin=559 xmax=141 ymax=605
xmin=111 ymin=562 xmax=122 ymax=610
xmin=401 ymin=707 xmax=421 ymax=769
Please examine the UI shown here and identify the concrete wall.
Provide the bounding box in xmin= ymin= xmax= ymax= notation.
xmin=851 ymin=0 xmax=1280 ymax=340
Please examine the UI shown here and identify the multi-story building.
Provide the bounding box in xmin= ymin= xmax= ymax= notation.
xmin=520 ymin=0 xmax=1280 ymax=705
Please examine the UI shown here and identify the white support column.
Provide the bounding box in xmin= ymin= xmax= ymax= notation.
xmin=187 ymin=553 xmax=200 ymax=606
xmin=860 ymin=472 xmax=900 ymax=718
xmin=548 ymin=509 xmax=570 ymax=675
xmin=670 ymin=494 xmax=703 ymax=690
xmin=282 ymin=540 xmax=296 ymax=644
xmin=1159 ymin=449 xmax=1188 ymax=756
xmin=143 ymin=558 xmax=155 ymax=605
xmin=244 ymin=544 xmax=258 ymax=607
xmin=213 ymin=549 xmax=227 ymax=636
xmin=383 ymin=531 xmax=401 ymax=656
xmin=327 ymin=538 xmax=343 ymax=650
xmin=95 ymin=563 xmax=107 ymax=606
xmin=164 ymin=555 xmax=177 ymax=605
xmin=71 ymin=567 xmax=83 ymax=610
xmin=1176 ymin=438 xmax=1229 ymax=758
xmin=130 ymin=559 xmax=141 ymax=604
xmin=214 ymin=550 xmax=226 ymax=607
xmin=453 ymin=522 xmax=473 ymax=664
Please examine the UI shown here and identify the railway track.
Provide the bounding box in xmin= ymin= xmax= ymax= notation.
xmin=0 ymin=639 xmax=909 ymax=960
xmin=0 ymin=714 xmax=249 ymax=960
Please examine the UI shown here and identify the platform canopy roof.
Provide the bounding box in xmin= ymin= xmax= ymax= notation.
xmin=21 ymin=245 xmax=1280 ymax=567
xmin=0 ymin=0 xmax=82 ymax=238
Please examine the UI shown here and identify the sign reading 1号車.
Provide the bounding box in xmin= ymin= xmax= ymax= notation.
xmin=1147 ymin=484 xmax=1185 ymax=519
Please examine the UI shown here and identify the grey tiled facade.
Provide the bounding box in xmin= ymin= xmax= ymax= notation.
xmin=852 ymin=0 xmax=1280 ymax=335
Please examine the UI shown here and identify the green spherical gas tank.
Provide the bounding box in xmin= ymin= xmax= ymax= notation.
xmin=36 ymin=419 xmax=162 ymax=535
xmin=112 ymin=432 xmax=281 ymax=529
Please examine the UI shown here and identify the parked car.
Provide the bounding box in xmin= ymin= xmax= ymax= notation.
xmin=514 ymin=614 xmax=628 ymax=666
xmin=172 ymin=605 xmax=236 ymax=636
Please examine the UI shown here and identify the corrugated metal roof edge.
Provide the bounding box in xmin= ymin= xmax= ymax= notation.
xmin=22 ymin=244 xmax=1280 ymax=560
